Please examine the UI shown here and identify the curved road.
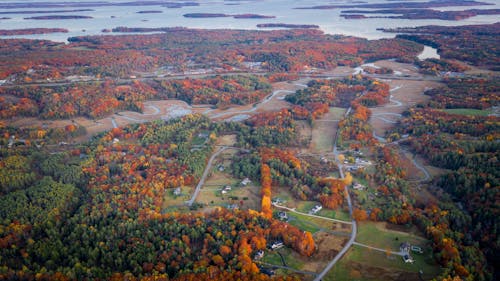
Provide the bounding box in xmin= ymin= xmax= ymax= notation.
xmin=209 ymin=89 xmax=294 ymax=119
xmin=186 ymin=146 xmax=228 ymax=206
xmin=314 ymin=105 xmax=357 ymax=281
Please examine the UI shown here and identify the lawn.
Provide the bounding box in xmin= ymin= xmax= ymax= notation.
xmin=442 ymin=108 xmax=492 ymax=116
xmin=318 ymin=208 xmax=351 ymax=222
xmin=162 ymin=186 xmax=192 ymax=207
xmin=324 ymin=245 xmax=441 ymax=281
xmin=261 ymin=247 xmax=304 ymax=270
xmin=287 ymin=213 xmax=322 ymax=233
xmin=356 ymin=222 xmax=429 ymax=252
xmin=296 ymin=200 xmax=320 ymax=213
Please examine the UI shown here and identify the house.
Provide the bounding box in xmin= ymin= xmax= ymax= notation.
xmin=411 ymin=245 xmax=423 ymax=254
xmin=218 ymin=165 xmax=225 ymax=172
xmin=227 ymin=204 xmax=239 ymax=210
xmin=260 ymin=267 xmax=275 ymax=276
xmin=221 ymin=185 xmax=231 ymax=194
xmin=241 ymin=178 xmax=251 ymax=186
xmin=403 ymin=254 xmax=414 ymax=263
xmin=309 ymin=204 xmax=322 ymax=214
xmin=352 ymin=183 xmax=366 ymax=190
xmin=271 ymin=198 xmax=283 ymax=205
xmin=278 ymin=211 xmax=288 ymax=221
xmin=173 ymin=187 xmax=182 ymax=196
xmin=254 ymin=250 xmax=264 ymax=260
xmin=270 ymin=241 xmax=284 ymax=250
xmin=320 ymin=156 xmax=328 ymax=164
xmin=400 ymin=242 xmax=411 ymax=254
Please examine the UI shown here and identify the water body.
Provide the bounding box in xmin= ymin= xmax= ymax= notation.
xmin=0 ymin=0 xmax=499 ymax=42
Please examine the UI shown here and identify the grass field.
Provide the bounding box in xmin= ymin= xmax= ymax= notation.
xmin=442 ymin=108 xmax=492 ymax=116
xmin=356 ymin=222 xmax=428 ymax=252
xmin=324 ymin=245 xmax=441 ymax=281
xmin=310 ymin=107 xmax=346 ymax=153
xmin=318 ymin=208 xmax=351 ymax=222
xmin=162 ymin=186 xmax=193 ymax=207
xmin=261 ymin=247 xmax=305 ymax=269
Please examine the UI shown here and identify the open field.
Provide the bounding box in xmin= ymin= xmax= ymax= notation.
xmin=324 ymin=245 xmax=440 ymax=281
xmin=441 ymin=108 xmax=493 ymax=116
xmin=367 ymin=65 xmax=443 ymax=138
xmin=310 ymin=107 xmax=345 ymax=153
xmin=356 ymin=222 xmax=428 ymax=251
xmin=262 ymin=231 xmax=348 ymax=276
xmin=196 ymin=159 xmax=262 ymax=211
xmin=162 ymin=186 xmax=193 ymax=208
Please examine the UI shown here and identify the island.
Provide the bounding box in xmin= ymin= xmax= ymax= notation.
xmin=183 ymin=13 xmax=230 ymax=18
xmin=341 ymin=8 xmax=500 ymax=20
xmin=0 ymin=9 xmax=93 ymax=15
xmin=257 ymin=23 xmax=320 ymax=29
xmin=24 ymin=15 xmax=93 ymax=20
xmin=184 ymin=13 xmax=275 ymax=19
xmin=136 ymin=10 xmax=163 ymax=14
xmin=0 ymin=28 xmax=69 ymax=35
xmin=233 ymin=14 xmax=275 ymax=19
xmin=295 ymin=0 xmax=492 ymax=9
xmin=110 ymin=26 xmax=188 ymax=33
xmin=163 ymin=2 xmax=199 ymax=8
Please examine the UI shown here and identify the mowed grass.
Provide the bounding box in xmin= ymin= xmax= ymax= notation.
xmin=324 ymin=245 xmax=440 ymax=280
xmin=261 ymin=247 xmax=305 ymax=270
xmin=318 ymin=208 xmax=351 ymax=222
xmin=356 ymin=222 xmax=429 ymax=252
xmin=163 ymin=186 xmax=193 ymax=207
xmin=442 ymin=108 xmax=492 ymax=116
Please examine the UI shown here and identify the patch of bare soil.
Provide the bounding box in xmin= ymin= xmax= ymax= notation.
xmin=216 ymin=134 xmax=236 ymax=146
xmin=346 ymin=261 xmax=421 ymax=281
xmin=301 ymin=231 xmax=347 ymax=272
xmin=370 ymin=78 xmax=443 ymax=137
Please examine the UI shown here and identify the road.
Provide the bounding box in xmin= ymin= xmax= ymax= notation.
xmin=186 ymin=146 xmax=228 ymax=206
xmin=313 ymin=103 xmax=357 ymax=281
xmin=272 ymin=203 xmax=352 ymax=225
xmin=0 ymin=70 xmax=442 ymax=90
xmin=209 ymin=89 xmax=294 ymax=119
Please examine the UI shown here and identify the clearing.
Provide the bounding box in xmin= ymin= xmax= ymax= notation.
xmin=324 ymin=245 xmax=440 ymax=281
xmin=310 ymin=107 xmax=346 ymax=153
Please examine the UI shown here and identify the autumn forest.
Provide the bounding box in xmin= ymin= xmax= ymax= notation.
xmin=0 ymin=10 xmax=498 ymax=281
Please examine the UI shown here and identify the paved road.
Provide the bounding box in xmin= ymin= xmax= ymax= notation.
xmin=314 ymin=104 xmax=357 ymax=281
xmin=186 ymin=146 xmax=227 ymax=206
xmin=110 ymin=117 xmax=118 ymax=128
